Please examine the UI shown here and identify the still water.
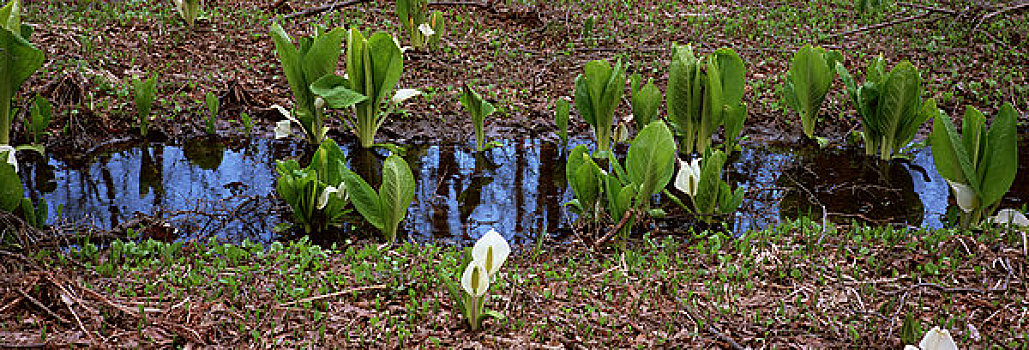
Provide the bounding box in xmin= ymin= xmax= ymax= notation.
xmin=16 ymin=136 xmax=1028 ymax=245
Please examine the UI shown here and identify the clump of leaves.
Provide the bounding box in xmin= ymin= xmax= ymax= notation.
xmin=928 ymin=102 xmax=1018 ymax=229
xmin=459 ymin=85 xmax=499 ymax=152
xmin=838 ymin=56 xmax=933 ymax=160
xmin=133 ymin=73 xmax=158 ymax=137
xmin=666 ymin=44 xmax=747 ymax=155
xmin=343 ymin=154 xmax=416 ymax=243
xmin=0 ymin=0 xmax=45 ymax=145
xmin=574 ymin=59 xmax=627 ymax=155
xmin=783 ymin=44 xmax=842 ymax=144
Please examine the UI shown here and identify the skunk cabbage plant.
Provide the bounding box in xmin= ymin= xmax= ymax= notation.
xmin=554 ymin=98 xmax=570 ymax=148
xmin=565 ymin=121 xmax=677 ymax=244
xmin=574 ymin=59 xmax=627 ymax=155
xmin=838 ymin=57 xmax=933 ymax=160
xmin=205 ymin=91 xmax=219 ymax=135
xmin=133 ymin=73 xmax=158 ymax=138
xmin=458 ymin=229 xmax=509 ymax=330
xmin=275 ymin=139 xmax=351 ymax=234
xmin=928 ymin=103 xmax=1018 ymax=229
xmin=343 ymin=154 xmax=415 ymax=243
xmin=666 ymin=44 xmax=747 ymax=155
xmin=783 ymin=44 xmax=842 ymax=140
xmin=396 ymin=0 xmax=445 ymax=50
xmin=0 ymin=0 xmax=45 ymax=146
xmin=317 ymin=28 xmax=407 ymax=148
xmin=674 ymin=149 xmax=744 ymax=223
xmin=564 ymin=145 xmax=605 ymax=219
xmin=460 ymin=85 xmax=498 ymax=152
xmin=270 ymin=23 xmax=350 ymax=145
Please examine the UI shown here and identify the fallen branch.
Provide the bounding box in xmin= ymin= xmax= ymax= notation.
xmin=278 ymin=284 xmax=387 ymax=308
xmin=593 ymin=209 xmax=634 ymax=248
xmin=281 ymin=0 xmax=371 ymax=20
xmin=827 ymin=11 xmax=935 ymax=38
xmin=15 ymin=288 xmax=71 ymax=324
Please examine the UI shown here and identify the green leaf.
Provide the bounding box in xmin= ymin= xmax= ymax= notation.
xmin=379 ymin=155 xmax=415 ymax=242
xmin=344 ymin=168 xmax=385 ymax=231
xmin=694 ymin=149 xmax=727 ymax=215
xmin=874 ymin=61 xmax=922 ymax=157
xmin=270 ymin=23 xmax=311 ymax=115
xmin=555 ymin=99 xmax=569 ymax=144
xmin=461 ymin=85 xmax=495 ymax=151
xmin=29 ymin=94 xmax=51 ymax=142
xmin=311 ymin=74 xmax=368 ymax=109
xmin=626 ymin=120 xmax=676 ymax=201
xmin=979 ymin=103 xmax=1018 ymax=206
xmin=788 ymin=44 xmax=831 ymax=138
xmin=0 ymin=160 xmax=21 ymax=212
xmin=666 ymin=44 xmax=703 ymax=151
xmin=629 ymin=74 xmax=662 ymax=129
xmin=367 ymin=32 xmax=404 ymax=105
xmin=928 ymin=111 xmax=970 ymax=186
xmin=308 ymin=139 xmax=348 ymax=186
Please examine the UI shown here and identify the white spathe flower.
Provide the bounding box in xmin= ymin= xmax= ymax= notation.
xmin=418 ymin=23 xmax=436 ymax=37
xmin=472 ymin=228 xmax=510 ymax=278
xmin=317 ymin=186 xmax=347 ymax=210
xmin=391 ymin=89 xmax=421 ymax=104
xmin=945 ymin=180 xmax=976 ymax=213
xmin=461 ymin=261 xmax=489 ymax=297
xmin=905 ymin=326 xmax=958 ymax=350
xmin=988 ymin=208 xmax=1029 ymax=228
xmin=674 ymin=158 xmax=702 ymax=197
xmin=274 ymin=120 xmax=292 ymax=139
xmin=0 ymin=145 xmax=16 ymax=173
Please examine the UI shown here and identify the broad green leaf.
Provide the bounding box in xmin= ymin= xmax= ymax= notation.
xmin=694 ymin=150 xmax=727 ymax=215
xmin=961 ymin=106 xmax=987 ymax=173
xmin=711 ymin=48 xmax=745 ymax=106
xmin=0 ymin=160 xmax=20 ymax=212
xmin=789 ymin=44 xmax=831 ymax=138
xmin=666 ymin=44 xmax=703 ymax=145
xmin=630 ymin=74 xmax=662 ymax=129
xmin=301 ymin=27 xmax=345 ymax=90
xmin=311 ymin=74 xmax=368 ymax=109
xmin=928 ymin=113 xmax=969 ymax=185
xmin=270 ymin=23 xmax=311 ymax=114
xmin=573 ymin=75 xmax=595 ymax=126
xmin=555 ymin=99 xmax=569 ymax=143
xmin=979 ymin=103 xmax=1018 ymax=206
xmin=308 ymin=139 xmax=347 ymax=186
xmin=366 ymin=32 xmax=403 ymax=104
xmin=626 ymin=121 xmax=676 ymax=201
xmin=344 ymin=168 xmax=385 ymax=231
xmin=0 ymin=0 xmax=20 ymax=33
xmin=875 ymin=61 xmax=922 ymax=156
xmin=380 ymin=155 xmax=415 ymax=240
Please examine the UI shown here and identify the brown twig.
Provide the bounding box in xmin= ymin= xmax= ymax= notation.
xmin=827 ymin=11 xmax=936 ymax=39
xmin=593 ymin=209 xmax=634 ymax=248
xmin=15 ymin=288 xmax=71 ymax=324
xmin=278 ymin=284 xmax=388 ymax=308
xmin=281 ymin=0 xmax=371 ymax=20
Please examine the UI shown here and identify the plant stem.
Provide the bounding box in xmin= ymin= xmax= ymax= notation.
xmin=1 ymin=97 xmax=12 ymax=145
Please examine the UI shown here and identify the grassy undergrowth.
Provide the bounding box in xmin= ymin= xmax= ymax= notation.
xmin=1 ymin=218 xmax=1025 ymax=347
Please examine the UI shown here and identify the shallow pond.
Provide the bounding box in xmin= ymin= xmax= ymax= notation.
xmin=16 ymin=135 xmax=1029 ymax=245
